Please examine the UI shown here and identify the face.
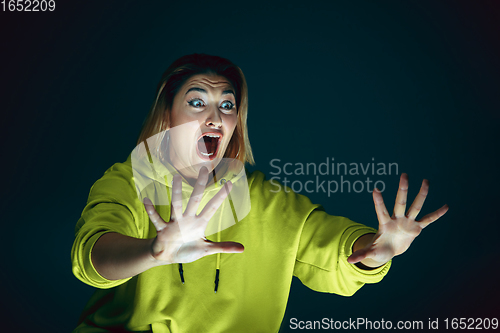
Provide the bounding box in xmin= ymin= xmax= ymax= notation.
xmin=166 ymin=73 xmax=238 ymax=181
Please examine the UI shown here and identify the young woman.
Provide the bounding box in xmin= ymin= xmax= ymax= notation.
xmin=71 ymin=54 xmax=448 ymax=332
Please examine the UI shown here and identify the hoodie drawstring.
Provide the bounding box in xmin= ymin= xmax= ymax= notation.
xmin=214 ymin=170 xmax=221 ymax=293
xmin=214 ymin=175 xmax=239 ymax=293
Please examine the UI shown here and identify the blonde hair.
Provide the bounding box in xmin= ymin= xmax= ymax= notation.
xmin=136 ymin=54 xmax=255 ymax=166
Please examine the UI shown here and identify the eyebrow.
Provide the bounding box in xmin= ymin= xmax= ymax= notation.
xmin=185 ymin=87 xmax=235 ymax=97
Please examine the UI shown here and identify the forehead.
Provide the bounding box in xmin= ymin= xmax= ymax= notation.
xmin=182 ymin=74 xmax=234 ymax=92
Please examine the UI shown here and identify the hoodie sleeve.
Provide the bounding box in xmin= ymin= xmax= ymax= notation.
xmin=246 ymin=169 xmax=391 ymax=296
xmin=71 ymin=161 xmax=149 ymax=289
xmin=293 ymin=207 xmax=391 ymax=296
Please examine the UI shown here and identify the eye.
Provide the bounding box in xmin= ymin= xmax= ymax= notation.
xmin=188 ymin=98 xmax=205 ymax=108
xmin=220 ymin=101 xmax=235 ymax=111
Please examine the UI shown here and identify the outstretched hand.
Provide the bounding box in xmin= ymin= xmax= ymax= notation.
xmin=348 ymin=173 xmax=449 ymax=268
xmin=143 ymin=166 xmax=244 ymax=265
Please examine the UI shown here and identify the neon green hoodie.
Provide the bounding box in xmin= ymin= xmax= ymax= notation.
xmin=71 ymin=152 xmax=391 ymax=332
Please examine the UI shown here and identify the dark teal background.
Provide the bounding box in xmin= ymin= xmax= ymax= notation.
xmin=1 ymin=1 xmax=499 ymax=331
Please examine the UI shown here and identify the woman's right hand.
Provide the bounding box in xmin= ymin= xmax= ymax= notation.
xmin=143 ymin=166 xmax=244 ymax=265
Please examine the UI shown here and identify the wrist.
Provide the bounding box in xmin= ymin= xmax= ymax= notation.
xmin=351 ymin=232 xmax=388 ymax=270
xmin=149 ymin=235 xmax=178 ymax=265
xmin=147 ymin=237 xmax=157 ymax=261
xmin=352 ymin=233 xmax=376 ymax=253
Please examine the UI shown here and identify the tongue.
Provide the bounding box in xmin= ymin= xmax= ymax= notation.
xmin=198 ymin=136 xmax=218 ymax=155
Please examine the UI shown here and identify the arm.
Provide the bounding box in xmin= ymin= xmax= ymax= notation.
xmin=91 ymin=168 xmax=243 ymax=281
xmin=91 ymin=232 xmax=160 ymax=281
xmin=293 ymin=209 xmax=391 ymax=296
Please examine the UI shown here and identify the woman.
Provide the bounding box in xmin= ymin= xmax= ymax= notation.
xmin=71 ymin=54 xmax=448 ymax=332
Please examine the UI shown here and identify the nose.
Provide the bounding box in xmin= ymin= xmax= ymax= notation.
xmin=205 ymin=106 xmax=222 ymax=129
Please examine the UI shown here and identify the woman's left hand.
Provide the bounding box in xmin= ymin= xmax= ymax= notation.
xmin=347 ymin=173 xmax=449 ymax=268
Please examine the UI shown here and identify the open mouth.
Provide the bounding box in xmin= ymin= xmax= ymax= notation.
xmin=196 ymin=132 xmax=222 ymax=161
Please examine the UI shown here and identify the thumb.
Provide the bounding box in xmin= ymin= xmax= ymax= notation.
xmin=347 ymin=247 xmax=372 ymax=264
xmin=203 ymin=241 xmax=245 ymax=256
